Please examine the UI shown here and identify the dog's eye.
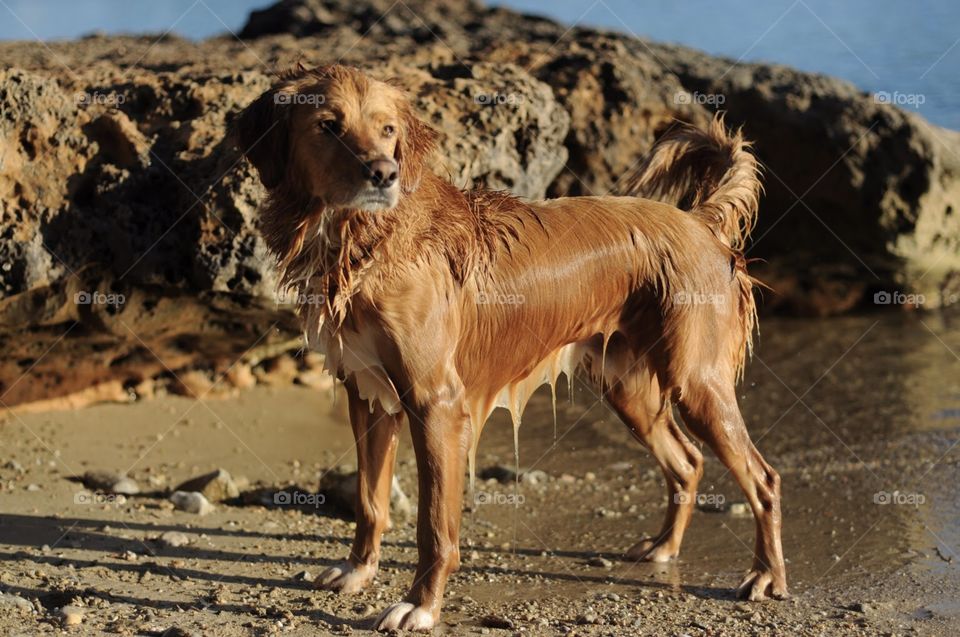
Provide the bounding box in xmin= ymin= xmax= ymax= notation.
xmin=382 ymin=124 xmax=396 ymax=138
xmin=319 ymin=119 xmax=342 ymax=136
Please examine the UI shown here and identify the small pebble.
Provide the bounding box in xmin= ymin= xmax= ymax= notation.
xmin=170 ymin=491 xmax=214 ymax=515
xmin=159 ymin=531 xmax=191 ymax=548
xmin=81 ymin=470 xmax=139 ymax=494
xmin=480 ymin=614 xmax=515 ymax=629
xmin=587 ymin=556 xmax=613 ymax=568
xmin=174 ymin=468 xmax=239 ymax=503
xmin=0 ymin=593 xmax=32 ymax=611
xmin=58 ymin=605 xmax=84 ymax=626
xmin=111 ymin=476 xmax=140 ymax=495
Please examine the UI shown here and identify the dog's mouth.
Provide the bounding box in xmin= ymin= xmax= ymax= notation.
xmin=351 ymin=187 xmax=399 ymax=212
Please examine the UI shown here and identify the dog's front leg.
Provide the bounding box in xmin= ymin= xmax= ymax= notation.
xmin=375 ymin=378 xmax=469 ymax=632
xmin=319 ymin=379 xmax=402 ymax=593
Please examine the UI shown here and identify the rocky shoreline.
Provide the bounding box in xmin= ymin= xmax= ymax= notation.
xmin=2 ymin=0 xmax=959 ymax=408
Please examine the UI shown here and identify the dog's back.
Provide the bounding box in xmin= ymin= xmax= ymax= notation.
xmin=455 ymin=117 xmax=760 ymax=421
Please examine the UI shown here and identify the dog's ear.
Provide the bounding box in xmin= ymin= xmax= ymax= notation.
xmin=395 ymin=100 xmax=439 ymax=194
xmin=236 ymin=87 xmax=291 ymax=190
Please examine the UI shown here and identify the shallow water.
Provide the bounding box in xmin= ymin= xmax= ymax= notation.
xmin=471 ymin=312 xmax=960 ymax=594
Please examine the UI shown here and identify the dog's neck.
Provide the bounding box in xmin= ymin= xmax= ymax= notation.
xmin=263 ymin=173 xmax=460 ymax=333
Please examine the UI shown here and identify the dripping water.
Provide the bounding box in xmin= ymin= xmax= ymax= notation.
xmin=600 ymin=331 xmax=611 ymax=403
xmin=548 ymin=378 xmax=558 ymax=443
xmin=467 ymin=443 xmax=476 ymax=507
xmin=511 ymin=402 xmax=521 ymax=507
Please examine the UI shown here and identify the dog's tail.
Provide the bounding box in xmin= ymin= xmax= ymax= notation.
xmin=622 ymin=114 xmax=760 ymax=251
xmin=623 ymin=115 xmax=762 ymax=378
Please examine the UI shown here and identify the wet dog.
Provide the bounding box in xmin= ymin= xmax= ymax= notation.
xmin=237 ymin=64 xmax=787 ymax=632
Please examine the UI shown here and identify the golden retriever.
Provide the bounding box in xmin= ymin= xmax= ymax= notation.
xmin=237 ymin=64 xmax=787 ymax=632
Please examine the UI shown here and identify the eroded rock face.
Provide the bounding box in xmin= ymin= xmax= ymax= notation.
xmin=484 ymin=38 xmax=711 ymax=198
xmin=389 ymin=62 xmax=570 ymax=198
xmin=0 ymin=70 xmax=93 ymax=294
xmin=0 ymin=0 xmax=958 ymax=406
xmin=240 ymin=0 xmax=484 ymax=42
xmin=647 ymin=43 xmax=960 ymax=313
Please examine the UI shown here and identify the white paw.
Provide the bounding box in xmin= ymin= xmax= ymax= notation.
xmin=317 ymin=560 xmax=376 ymax=594
xmin=374 ymin=601 xmax=436 ymax=632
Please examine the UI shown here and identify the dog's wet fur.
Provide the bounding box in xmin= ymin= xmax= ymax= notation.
xmin=237 ymin=64 xmax=787 ymax=632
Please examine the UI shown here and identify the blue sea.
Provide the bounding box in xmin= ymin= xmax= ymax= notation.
xmin=1 ymin=0 xmax=957 ymax=129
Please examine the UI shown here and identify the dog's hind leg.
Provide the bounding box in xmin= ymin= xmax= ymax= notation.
xmin=318 ymin=378 xmax=403 ymax=593
xmin=607 ymin=370 xmax=703 ymax=563
xmin=677 ymin=373 xmax=788 ymax=600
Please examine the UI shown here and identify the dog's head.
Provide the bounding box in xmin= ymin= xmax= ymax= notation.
xmin=237 ymin=64 xmax=438 ymax=211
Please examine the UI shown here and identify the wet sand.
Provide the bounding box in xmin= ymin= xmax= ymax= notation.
xmin=1 ymin=314 xmax=959 ymax=635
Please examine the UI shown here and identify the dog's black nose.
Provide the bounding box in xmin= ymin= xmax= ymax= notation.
xmin=366 ymin=158 xmax=398 ymax=188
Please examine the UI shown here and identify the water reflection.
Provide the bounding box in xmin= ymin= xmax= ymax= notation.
xmin=474 ymin=312 xmax=960 ymax=593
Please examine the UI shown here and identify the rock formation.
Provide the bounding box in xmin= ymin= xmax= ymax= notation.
xmin=1 ymin=0 xmax=957 ymax=406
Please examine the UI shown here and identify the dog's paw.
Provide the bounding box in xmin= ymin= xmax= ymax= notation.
xmin=736 ymin=569 xmax=789 ymax=601
xmin=374 ymin=601 xmax=435 ymax=632
xmin=317 ymin=561 xmax=377 ymax=594
xmin=625 ymin=538 xmax=678 ymax=563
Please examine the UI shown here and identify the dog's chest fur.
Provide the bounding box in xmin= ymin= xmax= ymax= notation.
xmin=293 ymin=231 xmax=407 ymax=416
